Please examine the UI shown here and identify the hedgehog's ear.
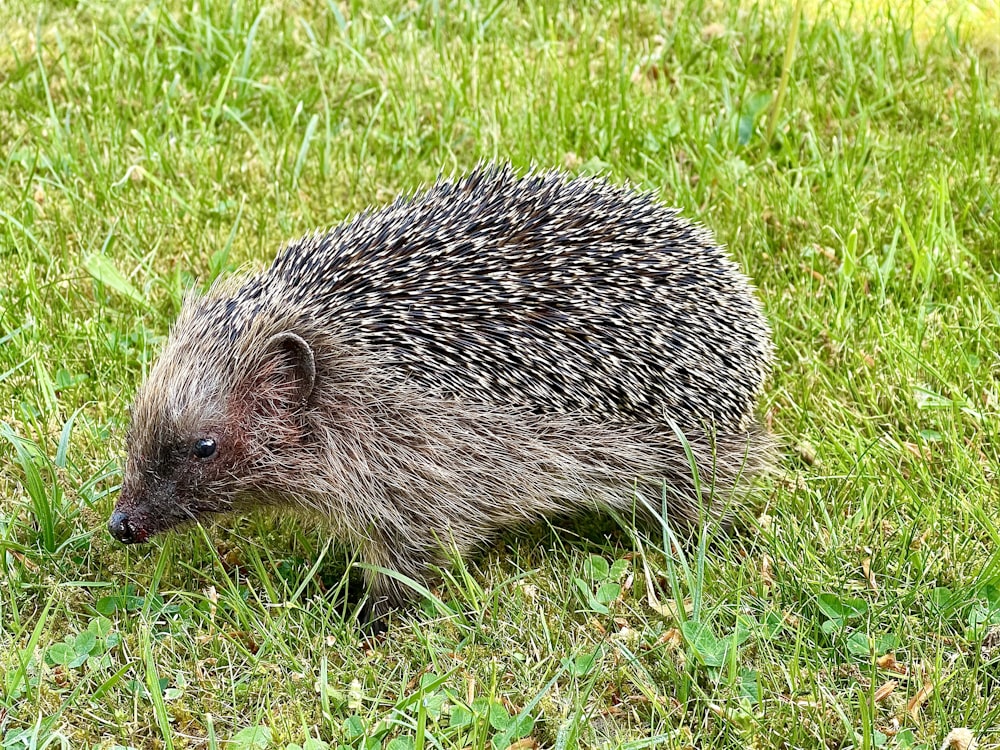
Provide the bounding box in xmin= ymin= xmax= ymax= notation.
xmin=262 ymin=332 xmax=316 ymax=404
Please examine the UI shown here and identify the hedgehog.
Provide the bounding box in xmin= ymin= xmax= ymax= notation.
xmin=109 ymin=165 xmax=774 ymax=631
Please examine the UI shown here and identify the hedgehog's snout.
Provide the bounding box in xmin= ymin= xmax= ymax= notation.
xmin=108 ymin=510 xmax=139 ymax=543
xmin=109 ymin=480 xmax=157 ymax=544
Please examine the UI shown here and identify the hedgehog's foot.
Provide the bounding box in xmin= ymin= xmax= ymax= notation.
xmin=356 ymin=596 xmax=391 ymax=637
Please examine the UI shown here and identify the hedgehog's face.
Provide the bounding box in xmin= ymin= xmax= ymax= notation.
xmin=109 ymin=330 xmax=316 ymax=545
xmin=109 ymin=397 xmax=248 ymax=544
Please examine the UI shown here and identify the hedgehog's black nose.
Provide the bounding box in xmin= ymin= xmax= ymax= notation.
xmin=108 ymin=511 xmax=135 ymax=543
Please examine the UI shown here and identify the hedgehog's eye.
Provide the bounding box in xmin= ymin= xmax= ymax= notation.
xmin=192 ymin=437 xmax=217 ymax=459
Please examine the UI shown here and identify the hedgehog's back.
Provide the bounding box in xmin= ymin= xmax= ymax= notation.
xmin=264 ymin=166 xmax=772 ymax=430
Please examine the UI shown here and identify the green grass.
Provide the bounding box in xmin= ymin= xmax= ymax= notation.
xmin=1 ymin=0 xmax=999 ymax=747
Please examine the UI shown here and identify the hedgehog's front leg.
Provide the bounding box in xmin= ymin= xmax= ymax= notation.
xmin=355 ymin=543 xmax=435 ymax=635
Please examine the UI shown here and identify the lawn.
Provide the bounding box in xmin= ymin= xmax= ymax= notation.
xmin=1 ymin=0 xmax=999 ymax=748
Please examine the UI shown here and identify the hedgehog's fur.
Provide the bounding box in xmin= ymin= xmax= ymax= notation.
xmin=111 ymin=165 xmax=774 ymax=629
